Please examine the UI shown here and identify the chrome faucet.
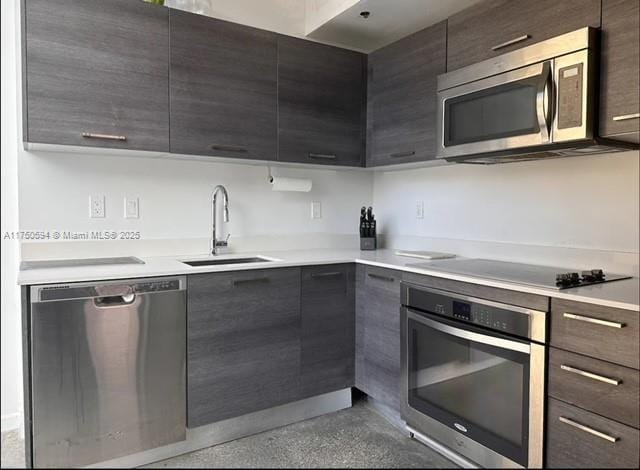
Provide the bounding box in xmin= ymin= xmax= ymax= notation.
xmin=211 ymin=185 xmax=230 ymax=255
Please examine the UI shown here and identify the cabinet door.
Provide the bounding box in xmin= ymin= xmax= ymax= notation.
xmin=599 ymin=0 xmax=640 ymax=143
xmin=277 ymin=36 xmax=366 ymax=166
xmin=187 ymin=268 xmax=300 ymax=428
xmin=24 ymin=0 xmax=169 ymax=151
xmin=300 ymin=265 xmax=355 ymax=398
xmin=170 ymin=10 xmax=278 ymax=160
xmin=355 ymin=265 xmax=402 ymax=412
xmin=446 ymin=0 xmax=601 ymax=71
xmin=367 ymin=21 xmax=446 ymax=166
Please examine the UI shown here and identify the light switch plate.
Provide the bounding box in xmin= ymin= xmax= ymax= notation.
xmin=124 ymin=197 xmax=139 ymax=219
xmin=90 ymin=195 xmax=105 ymax=218
xmin=416 ymin=201 xmax=424 ymax=219
xmin=311 ymin=201 xmax=322 ymax=219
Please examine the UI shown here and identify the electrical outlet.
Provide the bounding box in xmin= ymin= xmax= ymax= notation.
xmin=89 ymin=195 xmax=105 ymax=218
xmin=124 ymin=197 xmax=139 ymax=219
xmin=311 ymin=201 xmax=322 ymax=219
xmin=416 ymin=200 xmax=424 ymax=219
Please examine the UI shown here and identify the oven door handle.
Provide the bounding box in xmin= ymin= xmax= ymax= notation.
xmin=536 ymin=61 xmax=552 ymax=143
xmin=406 ymin=308 xmax=531 ymax=354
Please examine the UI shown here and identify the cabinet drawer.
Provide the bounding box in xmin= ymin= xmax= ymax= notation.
xmin=550 ymin=299 xmax=639 ymax=369
xmin=549 ymin=348 xmax=639 ymax=428
xmin=446 ymin=0 xmax=601 ymax=71
xmin=546 ymin=398 xmax=640 ymax=469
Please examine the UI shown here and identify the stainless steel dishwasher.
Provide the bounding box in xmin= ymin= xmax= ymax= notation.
xmin=30 ymin=276 xmax=187 ymax=468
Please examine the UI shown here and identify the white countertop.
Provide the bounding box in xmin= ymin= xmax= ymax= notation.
xmin=18 ymin=248 xmax=639 ymax=311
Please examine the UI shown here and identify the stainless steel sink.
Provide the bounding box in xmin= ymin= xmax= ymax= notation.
xmin=181 ymin=256 xmax=274 ymax=267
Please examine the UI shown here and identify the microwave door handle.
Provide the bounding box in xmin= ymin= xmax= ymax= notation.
xmin=406 ymin=308 xmax=531 ymax=354
xmin=536 ymin=61 xmax=552 ymax=142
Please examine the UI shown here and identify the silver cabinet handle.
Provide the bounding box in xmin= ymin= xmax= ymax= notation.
xmin=308 ymin=153 xmax=337 ymax=160
xmin=560 ymin=364 xmax=621 ymax=386
xmin=563 ymin=312 xmax=625 ymax=329
xmin=558 ymin=416 xmax=619 ymax=443
xmin=311 ymin=271 xmax=343 ymax=279
xmin=612 ymin=113 xmax=640 ymax=121
xmin=211 ymin=144 xmax=248 ymax=153
xmin=82 ymin=132 xmax=127 ymax=141
xmin=367 ymin=273 xmax=395 ymax=282
xmin=232 ymin=277 xmax=270 ymax=286
xmin=491 ymin=34 xmax=531 ymax=51
xmin=390 ymin=151 xmax=416 ymax=158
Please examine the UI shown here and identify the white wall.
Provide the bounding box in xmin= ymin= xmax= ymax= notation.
xmin=373 ymin=151 xmax=640 ymax=272
xmin=1 ymin=0 xmax=24 ymax=432
xmin=18 ymin=152 xmax=373 ymax=245
xmin=167 ymin=0 xmax=306 ymax=36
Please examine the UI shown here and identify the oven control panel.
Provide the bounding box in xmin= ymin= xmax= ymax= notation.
xmin=402 ymin=283 xmax=546 ymax=341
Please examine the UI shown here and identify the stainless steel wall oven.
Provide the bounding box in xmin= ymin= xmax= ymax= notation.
xmin=400 ymin=283 xmax=546 ymax=468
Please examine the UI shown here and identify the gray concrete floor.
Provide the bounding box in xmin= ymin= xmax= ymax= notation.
xmin=1 ymin=401 xmax=456 ymax=468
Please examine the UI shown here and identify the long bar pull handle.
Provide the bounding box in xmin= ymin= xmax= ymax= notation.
xmin=390 ymin=151 xmax=416 ymax=159
xmin=311 ymin=272 xmax=343 ymax=279
xmin=560 ymin=364 xmax=621 ymax=386
xmin=211 ymin=144 xmax=248 ymax=153
xmin=612 ymin=113 xmax=640 ymax=121
xmin=558 ymin=417 xmax=619 ymax=443
xmin=491 ymin=34 xmax=531 ymax=51
xmin=367 ymin=273 xmax=395 ymax=282
xmin=308 ymin=153 xmax=337 ymax=160
xmin=563 ymin=312 xmax=625 ymax=329
xmin=82 ymin=132 xmax=127 ymax=141
xmin=233 ymin=277 xmax=270 ymax=286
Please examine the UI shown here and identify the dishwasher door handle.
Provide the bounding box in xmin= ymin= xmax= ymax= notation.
xmin=94 ymin=293 xmax=136 ymax=307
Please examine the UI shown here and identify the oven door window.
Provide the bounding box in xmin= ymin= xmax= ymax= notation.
xmin=407 ymin=311 xmax=530 ymax=466
xmin=444 ymin=80 xmax=540 ymax=147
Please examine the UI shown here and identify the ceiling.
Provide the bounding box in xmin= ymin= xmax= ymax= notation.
xmin=165 ymin=0 xmax=483 ymax=52
xmin=307 ymin=0 xmax=483 ymax=52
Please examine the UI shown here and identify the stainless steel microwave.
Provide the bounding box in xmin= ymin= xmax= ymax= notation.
xmin=436 ymin=28 xmax=631 ymax=164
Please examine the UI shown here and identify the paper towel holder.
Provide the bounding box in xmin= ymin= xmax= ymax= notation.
xmin=267 ymin=167 xmax=312 ymax=192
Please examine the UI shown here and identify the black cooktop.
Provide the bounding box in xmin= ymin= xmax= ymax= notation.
xmin=409 ymin=259 xmax=631 ymax=290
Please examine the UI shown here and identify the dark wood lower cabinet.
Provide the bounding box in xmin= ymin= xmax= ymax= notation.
xmin=546 ymin=398 xmax=640 ymax=469
xmin=300 ymin=264 xmax=355 ymax=398
xmin=187 ymin=268 xmax=301 ymax=427
xmin=355 ymin=265 xmax=403 ymax=412
xmin=187 ymin=265 xmax=356 ymax=428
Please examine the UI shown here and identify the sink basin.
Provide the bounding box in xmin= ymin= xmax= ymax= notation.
xmin=181 ymin=256 xmax=274 ymax=267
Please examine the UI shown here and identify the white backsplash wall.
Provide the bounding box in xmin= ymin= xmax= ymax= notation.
xmin=373 ymin=150 xmax=640 ymax=272
xmin=18 ymin=151 xmax=373 ymax=250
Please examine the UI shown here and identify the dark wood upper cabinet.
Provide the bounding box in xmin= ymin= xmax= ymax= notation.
xmin=170 ymin=10 xmax=278 ymax=160
xmin=366 ymin=21 xmax=446 ymax=167
xmin=446 ymin=0 xmax=601 ymax=72
xmin=24 ymin=0 xmax=169 ymax=151
xmin=599 ymin=0 xmax=640 ymax=143
xmin=277 ymin=36 xmax=366 ymax=166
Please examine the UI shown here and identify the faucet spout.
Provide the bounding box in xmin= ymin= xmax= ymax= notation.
xmin=211 ymin=185 xmax=230 ymax=255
